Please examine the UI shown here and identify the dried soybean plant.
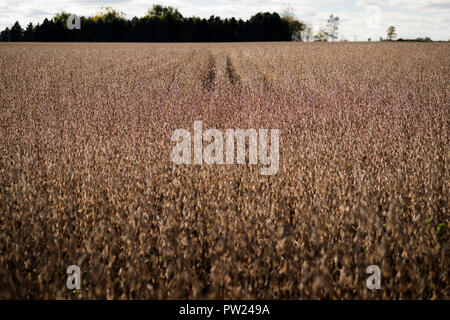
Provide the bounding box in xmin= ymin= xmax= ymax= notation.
xmin=0 ymin=42 xmax=448 ymax=299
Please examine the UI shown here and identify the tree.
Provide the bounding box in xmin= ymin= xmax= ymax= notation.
xmin=281 ymin=4 xmax=294 ymax=20
xmin=24 ymin=23 xmax=34 ymax=41
xmin=0 ymin=5 xmax=300 ymax=42
xmin=280 ymin=5 xmax=305 ymax=41
xmin=92 ymin=6 xmax=125 ymax=23
xmin=248 ymin=12 xmax=290 ymax=41
xmin=0 ymin=27 xmax=10 ymax=41
xmin=300 ymin=24 xmax=313 ymax=42
xmin=10 ymin=21 xmax=23 ymax=41
xmin=387 ymin=26 xmax=397 ymax=41
xmin=283 ymin=16 xmax=305 ymax=41
xmin=314 ymin=28 xmax=328 ymax=42
xmin=146 ymin=5 xmax=182 ymax=20
xmin=326 ymin=14 xmax=339 ymax=42
xmin=147 ymin=4 xmax=164 ymax=17
xmin=54 ymin=12 xmax=71 ymax=25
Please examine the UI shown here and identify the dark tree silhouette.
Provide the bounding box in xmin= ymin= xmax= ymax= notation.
xmin=24 ymin=23 xmax=34 ymax=41
xmin=0 ymin=5 xmax=299 ymax=42
xmin=9 ymin=21 xmax=24 ymax=41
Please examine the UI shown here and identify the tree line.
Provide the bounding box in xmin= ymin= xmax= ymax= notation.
xmin=0 ymin=5 xmax=306 ymax=42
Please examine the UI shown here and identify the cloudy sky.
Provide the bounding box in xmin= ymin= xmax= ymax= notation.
xmin=1 ymin=0 xmax=449 ymax=40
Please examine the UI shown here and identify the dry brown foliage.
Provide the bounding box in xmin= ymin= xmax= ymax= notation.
xmin=0 ymin=42 xmax=448 ymax=299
